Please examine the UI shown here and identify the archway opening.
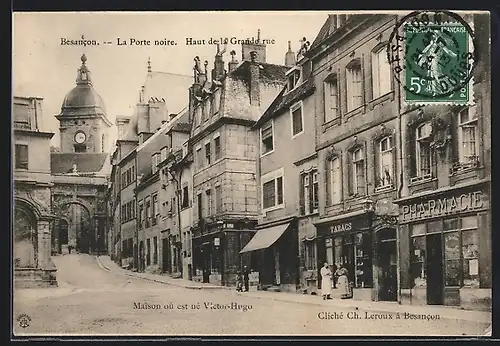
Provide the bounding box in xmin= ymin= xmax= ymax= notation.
xmin=58 ymin=202 xmax=91 ymax=254
xmin=14 ymin=206 xmax=38 ymax=268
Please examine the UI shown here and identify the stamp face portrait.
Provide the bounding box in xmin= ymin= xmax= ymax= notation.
xmin=388 ymin=11 xmax=477 ymax=105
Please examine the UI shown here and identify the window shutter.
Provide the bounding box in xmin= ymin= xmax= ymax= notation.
xmin=324 ymin=160 xmax=330 ymax=206
xmin=347 ymin=151 xmax=354 ymax=195
xmin=361 ymin=54 xmax=366 ymax=105
xmin=299 ymin=174 xmax=305 ymax=215
xmin=407 ymin=128 xmax=416 ymax=177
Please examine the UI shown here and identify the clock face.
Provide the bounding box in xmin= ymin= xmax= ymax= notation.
xmin=75 ymin=131 xmax=86 ymax=144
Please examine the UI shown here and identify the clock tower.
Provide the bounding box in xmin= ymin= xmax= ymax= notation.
xmin=56 ymin=54 xmax=112 ymax=154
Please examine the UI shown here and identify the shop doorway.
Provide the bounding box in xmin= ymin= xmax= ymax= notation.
xmin=379 ymin=239 xmax=397 ymax=301
xmin=162 ymin=238 xmax=170 ymax=273
xmin=426 ymin=233 xmax=444 ymax=305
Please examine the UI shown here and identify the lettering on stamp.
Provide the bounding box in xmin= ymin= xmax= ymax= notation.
xmin=387 ymin=11 xmax=478 ymax=105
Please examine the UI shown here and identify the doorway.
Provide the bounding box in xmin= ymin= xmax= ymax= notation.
xmin=426 ymin=233 xmax=444 ymax=305
xmin=379 ymin=239 xmax=397 ymax=301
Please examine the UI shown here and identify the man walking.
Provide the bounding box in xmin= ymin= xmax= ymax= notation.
xmin=243 ymin=265 xmax=250 ymax=292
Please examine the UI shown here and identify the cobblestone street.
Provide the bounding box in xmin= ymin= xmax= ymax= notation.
xmin=13 ymin=254 xmax=490 ymax=337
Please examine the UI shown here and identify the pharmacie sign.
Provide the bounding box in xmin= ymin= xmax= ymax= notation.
xmin=400 ymin=190 xmax=486 ymax=222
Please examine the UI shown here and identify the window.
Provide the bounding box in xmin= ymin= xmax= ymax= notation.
xmin=372 ymin=47 xmax=392 ymax=98
xmin=410 ymin=235 xmax=426 ymax=288
xmin=153 ymin=236 xmax=158 ymax=264
xmin=458 ymin=106 xmax=479 ymax=165
xmin=15 ymin=144 xmax=28 ymax=169
xmin=152 ymin=194 xmax=158 ymax=225
xmin=214 ymin=136 xmax=221 ymax=160
xmin=138 ymin=201 xmax=143 ymax=229
xmin=197 ymin=193 xmax=203 ymax=219
xmin=376 ymin=136 xmax=394 ymax=189
xmin=196 ymin=147 xmax=202 ymax=169
xmin=352 ymin=148 xmax=365 ymax=196
xmin=462 ymin=216 xmax=479 ymax=288
xmin=304 ymin=241 xmax=316 ymax=270
xmin=205 ymin=142 xmax=211 ymax=165
xmin=74 ymin=144 xmax=86 ymax=153
xmin=182 ymin=186 xmax=189 ymax=208
xmin=204 ymin=99 xmax=211 ymax=121
xmin=215 ymin=185 xmax=222 ymax=213
xmin=262 ymin=169 xmax=284 ymax=210
xmin=287 ymin=69 xmax=301 ymax=91
xmin=261 ymin=121 xmax=274 ymax=155
xmin=290 ymin=102 xmax=304 ymax=137
xmin=324 ymin=76 xmax=339 ymax=123
xmin=145 ymin=198 xmax=151 ymax=228
xmin=346 ymin=61 xmax=363 ymax=112
xmin=213 ymin=88 xmax=221 ymax=114
xmin=146 ymin=239 xmax=151 ymax=266
xmin=160 ymin=147 xmax=168 ymax=162
xmin=415 ymin=122 xmax=432 ymax=178
xmin=301 ymin=170 xmax=319 ymax=215
xmin=14 ymin=104 xmax=31 ymax=129
xmin=206 ymin=189 xmax=212 ymax=216
xmin=328 ymin=157 xmax=342 ymax=205
xmin=152 ymin=154 xmax=158 ymax=174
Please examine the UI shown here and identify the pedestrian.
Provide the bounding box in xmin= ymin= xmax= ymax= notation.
xmin=335 ymin=264 xmax=351 ymax=299
xmin=243 ymin=265 xmax=250 ymax=292
xmin=68 ymin=245 xmax=72 ymax=254
xmin=236 ymin=271 xmax=243 ymax=292
xmin=320 ymin=262 xmax=332 ymax=300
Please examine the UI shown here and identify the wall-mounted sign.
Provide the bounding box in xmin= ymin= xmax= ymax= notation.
xmin=214 ymin=237 xmax=220 ymax=246
xmin=400 ymin=190 xmax=487 ymax=223
xmin=330 ymin=222 xmax=352 ymax=234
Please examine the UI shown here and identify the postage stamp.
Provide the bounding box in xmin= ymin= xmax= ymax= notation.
xmin=388 ymin=11 xmax=477 ymax=105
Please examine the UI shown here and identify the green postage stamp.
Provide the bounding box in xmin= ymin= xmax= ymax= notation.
xmin=388 ymin=11 xmax=477 ymax=105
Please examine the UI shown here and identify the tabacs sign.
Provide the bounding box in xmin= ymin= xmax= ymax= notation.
xmin=330 ymin=223 xmax=352 ymax=234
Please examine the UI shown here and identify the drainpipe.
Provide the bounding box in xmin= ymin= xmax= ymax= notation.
xmin=395 ymin=15 xmax=404 ymax=306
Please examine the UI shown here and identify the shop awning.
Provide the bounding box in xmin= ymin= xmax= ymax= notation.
xmin=239 ymin=223 xmax=290 ymax=253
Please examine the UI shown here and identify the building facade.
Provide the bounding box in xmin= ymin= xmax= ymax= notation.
xmin=188 ymin=37 xmax=289 ymax=286
xmin=244 ymin=41 xmax=318 ymax=292
xmin=305 ymin=14 xmax=402 ymax=302
xmin=394 ymin=13 xmax=491 ymax=311
xmin=13 ymin=96 xmax=57 ymax=288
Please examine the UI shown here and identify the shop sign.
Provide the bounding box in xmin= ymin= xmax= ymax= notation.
xmin=214 ymin=237 xmax=220 ymax=246
xmin=400 ymin=190 xmax=486 ymax=222
xmin=330 ymin=222 xmax=352 ymax=234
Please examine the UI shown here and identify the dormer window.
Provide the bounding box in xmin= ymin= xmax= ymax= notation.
xmin=287 ymin=68 xmax=301 ymax=92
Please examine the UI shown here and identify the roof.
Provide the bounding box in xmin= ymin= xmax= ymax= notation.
xmin=310 ymin=15 xmax=337 ymax=51
xmin=254 ymin=77 xmax=315 ymax=129
xmin=143 ymin=71 xmax=192 ymax=115
xmin=51 ymin=153 xmax=109 ymax=174
xmin=230 ymin=61 xmax=289 ymax=83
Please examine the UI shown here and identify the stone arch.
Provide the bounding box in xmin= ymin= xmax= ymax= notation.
xmin=54 ymin=200 xmax=93 ymax=254
xmin=13 ymin=198 xmax=39 ymax=268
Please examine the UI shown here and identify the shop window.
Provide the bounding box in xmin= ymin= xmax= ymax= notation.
xmin=304 ymin=241 xmax=316 ymax=270
xmin=457 ymin=106 xmax=479 ymax=166
xmin=372 ymin=46 xmax=392 ymax=98
xmin=261 ymin=121 xmax=274 ymax=155
xmin=324 ymin=75 xmax=339 ymax=123
xmin=346 ymin=60 xmax=363 ymax=112
xmin=328 ymin=156 xmax=342 ymax=205
xmin=461 ymin=216 xmax=479 ymax=288
xmin=414 ymin=122 xmax=432 ymax=180
xmin=410 ymin=236 xmax=426 ymax=288
xmin=300 ymin=169 xmax=319 ymax=215
xmin=444 ymin=232 xmax=460 ymax=286
xmin=375 ymin=136 xmax=394 ymax=189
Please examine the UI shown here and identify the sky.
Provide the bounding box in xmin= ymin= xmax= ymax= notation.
xmin=12 ymin=11 xmax=330 ymax=147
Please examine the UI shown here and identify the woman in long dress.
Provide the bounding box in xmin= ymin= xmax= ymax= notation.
xmin=335 ymin=265 xmax=351 ymax=299
xmin=320 ymin=262 xmax=332 ymax=300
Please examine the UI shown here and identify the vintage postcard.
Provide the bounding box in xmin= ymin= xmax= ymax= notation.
xmin=12 ymin=10 xmax=492 ymax=337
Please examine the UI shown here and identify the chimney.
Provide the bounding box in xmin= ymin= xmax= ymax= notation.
xmin=228 ymin=50 xmax=239 ymax=72
xmin=249 ymin=51 xmax=260 ymax=106
xmin=212 ymin=44 xmax=227 ymax=81
xmin=241 ymin=29 xmax=266 ymax=63
xmin=116 ymin=116 xmax=131 ymax=140
xmin=285 ymin=41 xmax=296 ymax=67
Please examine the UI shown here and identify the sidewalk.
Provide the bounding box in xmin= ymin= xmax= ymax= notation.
xmin=96 ymin=256 xmax=491 ymax=324
xmin=96 ymin=255 xmax=229 ymax=290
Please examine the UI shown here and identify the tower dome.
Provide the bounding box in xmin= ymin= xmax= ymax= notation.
xmin=58 ymin=54 xmax=107 ymax=117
